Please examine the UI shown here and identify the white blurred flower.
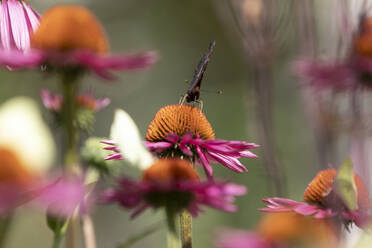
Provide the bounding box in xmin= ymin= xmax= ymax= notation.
xmin=110 ymin=109 xmax=154 ymax=170
xmin=0 ymin=97 xmax=55 ymax=175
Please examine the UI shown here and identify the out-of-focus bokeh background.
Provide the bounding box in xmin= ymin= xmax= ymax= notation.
xmin=0 ymin=0 xmax=366 ymax=247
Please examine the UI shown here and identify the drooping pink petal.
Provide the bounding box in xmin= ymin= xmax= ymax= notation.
xmin=22 ymin=1 xmax=40 ymax=34
xmin=7 ymin=0 xmax=30 ymax=51
xmin=196 ymin=145 xmax=213 ymax=179
xmin=0 ymin=0 xmax=13 ymax=50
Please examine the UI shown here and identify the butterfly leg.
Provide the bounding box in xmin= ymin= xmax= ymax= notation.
xmin=179 ymin=94 xmax=187 ymax=105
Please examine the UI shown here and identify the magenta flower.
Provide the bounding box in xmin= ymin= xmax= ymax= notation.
xmin=0 ymin=5 xmax=156 ymax=80
xmin=260 ymin=168 xmax=371 ymax=228
xmin=0 ymin=0 xmax=40 ymax=52
xmin=104 ymin=104 xmax=259 ymax=178
xmin=41 ymin=89 xmax=110 ymax=112
xmin=101 ymin=158 xmax=247 ymax=217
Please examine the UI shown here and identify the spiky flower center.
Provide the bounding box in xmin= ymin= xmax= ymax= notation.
xmin=303 ymin=169 xmax=370 ymax=211
xmin=142 ymin=158 xmax=199 ymax=182
xmin=31 ymin=5 xmax=108 ymax=53
xmin=146 ymin=104 xmax=215 ymax=142
xmin=0 ymin=147 xmax=32 ymax=185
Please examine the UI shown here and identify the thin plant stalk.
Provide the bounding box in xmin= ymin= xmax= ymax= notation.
xmin=0 ymin=216 xmax=12 ymax=248
xmin=61 ymin=72 xmax=81 ymax=248
xmin=179 ymin=210 xmax=192 ymax=248
xmin=166 ymin=208 xmax=180 ymax=248
xmin=82 ymin=215 xmax=96 ymax=248
xmin=251 ymin=64 xmax=286 ymax=196
xmin=52 ymin=232 xmax=63 ymax=248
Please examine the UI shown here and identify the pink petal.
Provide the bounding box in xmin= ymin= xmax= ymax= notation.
xmin=7 ymin=0 xmax=29 ymax=51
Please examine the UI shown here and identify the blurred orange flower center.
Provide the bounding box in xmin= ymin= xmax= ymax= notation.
xmin=142 ymin=158 xmax=199 ymax=182
xmin=0 ymin=146 xmax=32 ymax=185
xmin=31 ymin=5 xmax=109 ymax=53
xmin=146 ymin=104 xmax=215 ymax=142
xmin=355 ymin=17 xmax=372 ymax=56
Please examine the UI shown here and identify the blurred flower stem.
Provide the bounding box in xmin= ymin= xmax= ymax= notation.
xmin=350 ymin=86 xmax=369 ymax=189
xmin=222 ymin=0 xmax=289 ymax=196
xmin=252 ymin=63 xmax=286 ymax=196
xmin=180 ymin=210 xmax=192 ymax=248
xmin=0 ymin=216 xmax=12 ymax=248
xmin=82 ymin=215 xmax=96 ymax=248
xmin=52 ymin=231 xmax=63 ymax=248
xmin=166 ymin=208 xmax=180 ymax=248
xmin=62 ymin=73 xmax=80 ymax=173
xmin=295 ymin=0 xmax=338 ymax=170
xmin=61 ymin=71 xmax=81 ymax=248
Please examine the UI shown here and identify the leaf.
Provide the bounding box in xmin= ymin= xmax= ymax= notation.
xmin=335 ymin=158 xmax=358 ymax=211
xmin=110 ymin=109 xmax=154 ymax=170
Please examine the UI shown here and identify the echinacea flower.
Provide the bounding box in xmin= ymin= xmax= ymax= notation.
xmin=41 ymin=89 xmax=110 ymax=112
xmin=104 ymin=104 xmax=259 ymax=178
xmin=102 ymin=158 xmax=247 ymax=217
xmin=216 ymin=212 xmax=339 ymax=248
xmin=0 ymin=0 xmax=40 ymax=52
xmin=0 ymin=97 xmax=86 ymax=216
xmin=0 ymin=5 xmax=156 ymax=80
xmin=260 ymin=164 xmax=370 ymax=228
xmin=294 ymin=16 xmax=372 ymax=91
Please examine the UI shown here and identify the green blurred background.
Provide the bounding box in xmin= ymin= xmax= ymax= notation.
xmin=0 ymin=0 xmax=322 ymax=247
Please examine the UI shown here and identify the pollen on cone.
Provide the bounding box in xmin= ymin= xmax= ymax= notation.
xmin=303 ymin=169 xmax=370 ymax=211
xmin=303 ymin=169 xmax=336 ymax=205
xmin=0 ymin=147 xmax=32 ymax=185
xmin=355 ymin=17 xmax=372 ymax=56
xmin=146 ymin=104 xmax=215 ymax=142
xmin=142 ymin=158 xmax=199 ymax=182
xmin=31 ymin=5 xmax=109 ymax=53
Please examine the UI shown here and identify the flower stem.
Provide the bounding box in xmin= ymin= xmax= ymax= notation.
xmin=52 ymin=232 xmax=63 ymax=248
xmin=166 ymin=208 xmax=180 ymax=248
xmin=0 ymin=216 xmax=12 ymax=248
xmin=61 ymin=72 xmax=81 ymax=248
xmin=179 ymin=210 xmax=192 ymax=248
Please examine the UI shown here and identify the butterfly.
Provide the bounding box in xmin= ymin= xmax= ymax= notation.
xmin=180 ymin=41 xmax=216 ymax=105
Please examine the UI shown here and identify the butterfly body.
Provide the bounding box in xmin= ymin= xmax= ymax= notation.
xmin=184 ymin=41 xmax=216 ymax=104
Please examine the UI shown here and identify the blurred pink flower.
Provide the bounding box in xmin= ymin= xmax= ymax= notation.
xmin=294 ymin=59 xmax=355 ymax=91
xmin=0 ymin=5 xmax=157 ymax=80
xmin=0 ymin=176 xmax=88 ymax=217
xmin=41 ymin=89 xmax=110 ymax=112
xmin=101 ymin=158 xmax=247 ymax=218
xmin=103 ymin=132 xmax=259 ymax=179
xmin=216 ymin=230 xmax=271 ymax=248
xmin=0 ymin=0 xmax=40 ymax=52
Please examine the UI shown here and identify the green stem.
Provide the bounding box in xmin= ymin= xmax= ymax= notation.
xmin=61 ymin=72 xmax=81 ymax=248
xmin=179 ymin=210 xmax=192 ymax=248
xmin=52 ymin=232 xmax=63 ymax=248
xmin=62 ymin=75 xmax=79 ymax=173
xmin=0 ymin=216 xmax=12 ymax=248
xmin=166 ymin=208 xmax=180 ymax=248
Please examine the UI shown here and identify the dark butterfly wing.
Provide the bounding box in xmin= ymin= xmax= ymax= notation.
xmin=186 ymin=41 xmax=216 ymax=103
